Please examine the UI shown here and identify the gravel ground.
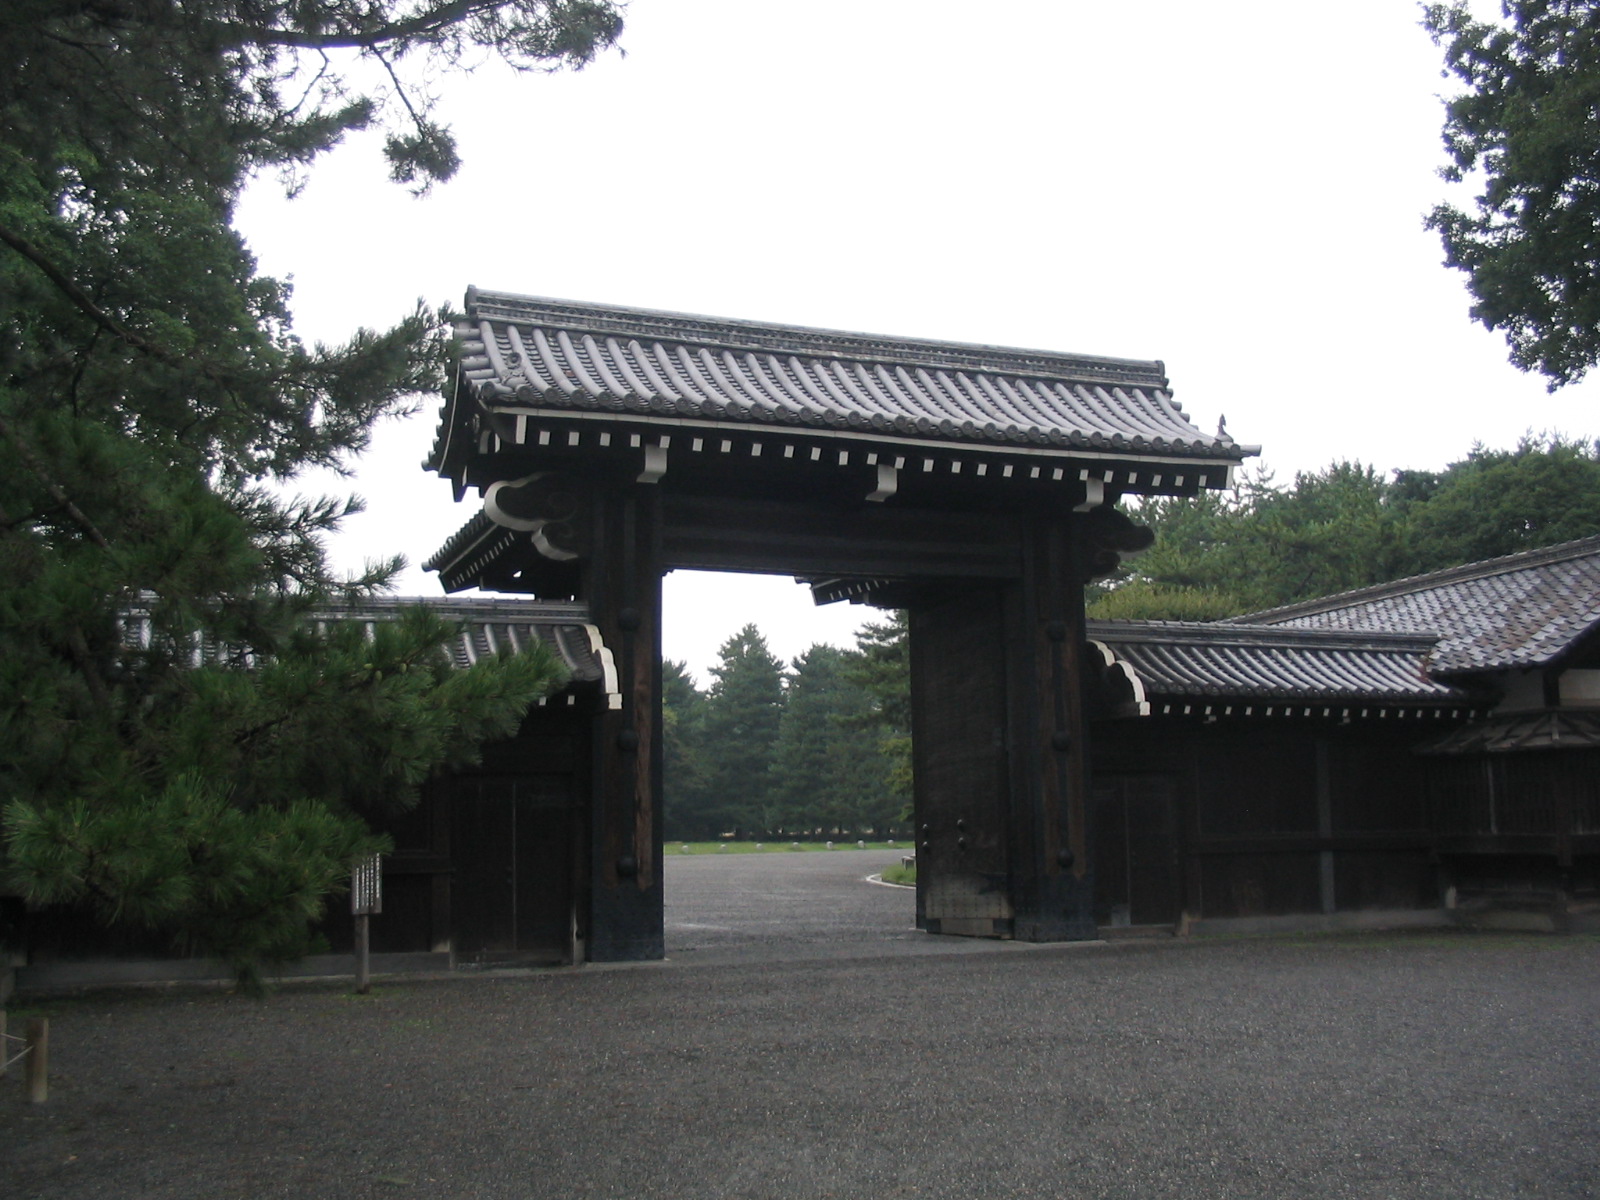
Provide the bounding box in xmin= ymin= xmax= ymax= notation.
xmin=4 ymin=852 xmax=1599 ymax=1199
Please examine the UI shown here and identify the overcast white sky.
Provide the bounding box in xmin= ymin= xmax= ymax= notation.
xmin=234 ymin=0 xmax=1598 ymax=683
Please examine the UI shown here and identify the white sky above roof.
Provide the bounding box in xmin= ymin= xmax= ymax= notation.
xmin=235 ymin=0 xmax=1598 ymax=684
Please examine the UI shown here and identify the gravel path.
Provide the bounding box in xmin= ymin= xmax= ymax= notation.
xmin=4 ymin=853 xmax=1599 ymax=1199
xmin=665 ymin=847 xmax=920 ymax=963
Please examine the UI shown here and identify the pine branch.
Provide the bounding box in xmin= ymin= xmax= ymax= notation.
xmin=0 ymin=410 xmax=112 ymax=550
xmin=0 ymin=219 xmax=179 ymax=366
xmin=211 ymin=0 xmax=501 ymax=51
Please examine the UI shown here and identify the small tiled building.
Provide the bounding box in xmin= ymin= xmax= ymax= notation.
xmin=1089 ymin=536 xmax=1600 ymax=932
xmin=1237 ymin=536 xmax=1600 ymax=930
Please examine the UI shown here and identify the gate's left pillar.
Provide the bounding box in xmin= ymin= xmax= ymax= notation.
xmin=583 ymin=483 xmax=666 ymax=961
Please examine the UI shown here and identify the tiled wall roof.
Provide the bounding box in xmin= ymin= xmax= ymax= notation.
xmin=1231 ymin=536 xmax=1600 ymax=672
xmin=311 ymin=597 xmax=614 ymax=695
xmin=120 ymin=597 xmax=617 ymax=703
xmin=1088 ymin=620 xmax=1472 ymax=711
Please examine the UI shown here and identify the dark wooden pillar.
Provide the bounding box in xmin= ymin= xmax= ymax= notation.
xmin=908 ymin=510 xmax=1097 ymax=941
xmin=1005 ymin=511 xmax=1097 ymax=940
xmin=583 ymin=482 xmax=666 ymax=961
xmin=910 ymin=586 xmax=1013 ymax=936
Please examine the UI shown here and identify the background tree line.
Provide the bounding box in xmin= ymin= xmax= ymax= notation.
xmin=663 ymin=618 xmax=910 ymax=840
xmin=1091 ymin=433 xmax=1600 ymax=620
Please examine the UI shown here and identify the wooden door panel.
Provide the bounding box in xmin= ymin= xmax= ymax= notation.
xmin=911 ymin=590 xmax=1013 ymax=935
xmin=452 ymin=778 xmax=517 ymax=954
xmin=512 ymin=776 xmax=575 ymax=962
xmin=451 ymin=775 xmax=575 ymax=961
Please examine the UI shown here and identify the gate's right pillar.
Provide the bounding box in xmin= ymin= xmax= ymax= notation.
xmin=909 ymin=511 xmax=1097 ymax=941
xmin=1006 ymin=511 xmax=1097 ymax=940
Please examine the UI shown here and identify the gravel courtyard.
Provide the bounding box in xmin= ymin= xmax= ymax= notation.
xmin=4 ymin=851 xmax=1598 ymax=1199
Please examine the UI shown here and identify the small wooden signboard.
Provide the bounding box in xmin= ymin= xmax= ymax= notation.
xmin=351 ymin=854 xmax=383 ymax=916
xmin=351 ymin=854 xmax=382 ymax=993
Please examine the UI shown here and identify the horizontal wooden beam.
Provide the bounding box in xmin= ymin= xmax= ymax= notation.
xmin=660 ymin=494 xmax=1024 ymax=579
xmin=1190 ymin=833 xmax=1434 ymax=855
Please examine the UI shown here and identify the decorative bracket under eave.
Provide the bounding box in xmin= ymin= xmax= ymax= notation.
xmin=866 ymin=463 xmax=898 ymax=503
xmin=638 ymin=443 xmax=668 ymax=484
xmin=483 ymin=473 xmax=583 ymax=562
xmin=1087 ymin=638 xmax=1151 ymax=718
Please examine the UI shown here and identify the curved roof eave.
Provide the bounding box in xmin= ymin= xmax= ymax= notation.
xmin=441 ymin=290 xmax=1257 ymax=470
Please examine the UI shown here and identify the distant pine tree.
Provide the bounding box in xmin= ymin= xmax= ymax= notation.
xmin=841 ymin=614 xmax=913 ymax=809
xmin=661 ymin=659 xmax=712 ymax=840
xmin=697 ymin=626 xmax=787 ymax=837
xmin=770 ymin=644 xmax=898 ymax=836
xmin=1089 ymin=438 xmax=1600 ymax=621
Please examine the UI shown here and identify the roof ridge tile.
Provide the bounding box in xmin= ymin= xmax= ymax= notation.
xmin=466 ymin=287 xmax=1172 ymax=388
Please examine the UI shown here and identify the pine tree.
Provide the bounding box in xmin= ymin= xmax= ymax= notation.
xmin=1088 ymin=437 xmax=1600 ymax=621
xmin=660 ymin=659 xmax=712 ymax=840
xmin=841 ymin=614 xmax=914 ymax=809
xmin=0 ymin=0 xmax=618 ymax=988
xmin=1426 ymin=1 xmax=1600 ymax=387
xmin=1400 ymin=435 xmax=1600 ymax=573
xmin=770 ymin=645 xmax=898 ymax=836
xmin=1091 ymin=464 xmax=1408 ymax=618
xmin=698 ymin=626 xmax=787 ymax=837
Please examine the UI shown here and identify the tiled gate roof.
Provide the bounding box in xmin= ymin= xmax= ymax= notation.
xmin=432 ymin=289 xmax=1256 ymax=486
xmin=312 ymin=597 xmax=617 ymax=704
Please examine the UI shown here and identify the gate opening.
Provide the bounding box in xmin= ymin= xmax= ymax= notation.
xmin=660 ymin=570 xmax=913 ymax=959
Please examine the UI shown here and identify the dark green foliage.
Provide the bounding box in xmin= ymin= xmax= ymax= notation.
xmin=696 ymin=626 xmax=787 ymax=837
xmin=660 ymin=659 xmax=711 ymax=841
xmin=7 ymin=779 xmax=382 ymax=987
xmin=840 ymin=614 xmax=913 ymax=804
xmin=1094 ymin=436 xmax=1600 ymax=618
xmin=1 ymin=0 xmax=612 ymax=986
xmin=1403 ymin=434 xmax=1600 ymax=569
xmin=769 ymin=645 xmax=899 ymax=836
xmin=1425 ymin=1 xmax=1600 ymax=387
xmin=0 ymin=585 xmax=568 ymax=989
xmin=1087 ymin=489 xmax=1256 ymax=619
xmin=1096 ymin=463 xmax=1408 ymax=617
xmin=662 ymin=621 xmax=911 ymax=839
xmin=1 ymin=0 xmax=622 ymax=202
xmin=1086 ymin=581 xmax=1247 ymax=623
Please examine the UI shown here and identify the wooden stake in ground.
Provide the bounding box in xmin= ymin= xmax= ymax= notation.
xmin=25 ymin=1017 xmax=48 ymax=1103
xmin=355 ymin=912 xmax=371 ymax=995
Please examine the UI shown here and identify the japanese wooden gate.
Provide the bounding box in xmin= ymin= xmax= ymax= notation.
xmin=425 ymin=290 xmax=1254 ymax=960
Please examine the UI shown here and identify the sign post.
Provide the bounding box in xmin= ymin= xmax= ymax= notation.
xmin=351 ymin=854 xmax=382 ymax=994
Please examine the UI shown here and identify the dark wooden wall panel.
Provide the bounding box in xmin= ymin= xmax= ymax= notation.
xmin=1093 ymin=775 xmax=1182 ymax=926
xmin=1330 ymin=734 xmax=1429 ymax=833
xmin=1333 ymin=851 xmax=1436 ymax=910
xmin=1198 ymin=852 xmax=1321 ymax=917
xmin=1195 ymin=732 xmax=1317 ymax=836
